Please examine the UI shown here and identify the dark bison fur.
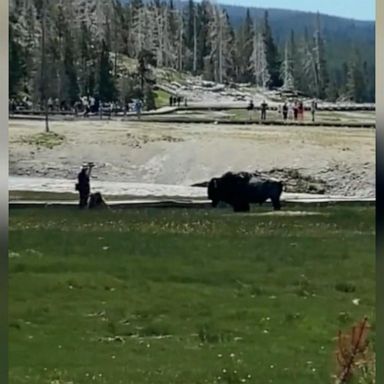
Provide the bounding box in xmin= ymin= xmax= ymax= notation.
xmin=207 ymin=171 xmax=283 ymax=212
xmin=88 ymin=192 xmax=108 ymax=209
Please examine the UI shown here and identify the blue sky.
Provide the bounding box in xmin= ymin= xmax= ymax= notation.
xmin=216 ymin=0 xmax=375 ymax=21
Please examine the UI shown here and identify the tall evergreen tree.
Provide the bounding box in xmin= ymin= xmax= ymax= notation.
xmin=196 ymin=0 xmax=210 ymax=72
xmin=235 ymin=9 xmax=253 ymax=82
xmin=345 ymin=48 xmax=366 ymax=102
xmin=79 ymin=21 xmax=95 ymax=96
xmin=9 ymin=14 xmax=27 ymax=97
xmin=262 ymin=11 xmax=281 ymax=88
xmin=97 ymin=39 xmax=118 ymax=101
xmin=137 ymin=49 xmax=156 ymax=96
xmin=62 ymin=27 xmax=79 ymax=104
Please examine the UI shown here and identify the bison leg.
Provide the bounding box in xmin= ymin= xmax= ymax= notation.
xmin=233 ymin=201 xmax=250 ymax=212
xmin=271 ymin=199 xmax=281 ymax=211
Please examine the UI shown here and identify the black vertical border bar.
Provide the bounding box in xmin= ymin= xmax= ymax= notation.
xmin=376 ymin=0 xmax=383 ymax=382
xmin=0 ymin=0 xmax=8 ymax=383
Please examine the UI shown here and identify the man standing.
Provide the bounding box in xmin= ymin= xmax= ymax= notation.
xmin=76 ymin=163 xmax=94 ymax=209
xmin=298 ymin=100 xmax=304 ymax=121
xmin=47 ymin=97 xmax=53 ymax=111
xmin=135 ymin=99 xmax=142 ymax=119
xmin=260 ymin=100 xmax=268 ymax=121
xmin=311 ymin=99 xmax=317 ymax=122
xmin=282 ymin=102 xmax=288 ymax=121
xmin=247 ymin=100 xmax=255 ymax=120
xmin=293 ymin=101 xmax=298 ymax=120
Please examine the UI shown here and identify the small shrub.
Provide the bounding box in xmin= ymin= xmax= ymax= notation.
xmin=139 ymin=322 xmax=171 ymax=337
xmin=333 ymin=317 xmax=375 ymax=384
xmin=198 ymin=323 xmax=233 ymax=344
xmin=335 ymin=283 xmax=356 ymax=293
xmin=338 ymin=312 xmax=352 ymax=325
xmin=285 ymin=312 xmax=302 ymax=323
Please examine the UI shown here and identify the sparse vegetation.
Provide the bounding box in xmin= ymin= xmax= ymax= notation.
xmin=16 ymin=132 xmax=65 ymax=149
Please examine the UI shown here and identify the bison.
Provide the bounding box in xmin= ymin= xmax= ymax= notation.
xmin=207 ymin=172 xmax=283 ymax=212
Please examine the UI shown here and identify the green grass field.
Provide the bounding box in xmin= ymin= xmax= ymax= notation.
xmin=9 ymin=205 xmax=375 ymax=384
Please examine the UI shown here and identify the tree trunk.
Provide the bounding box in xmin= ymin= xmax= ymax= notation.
xmin=193 ymin=6 xmax=197 ymax=74
xmin=179 ymin=14 xmax=183 ymax=71
xmin=41 ymin=2 xmax=49 ymax=132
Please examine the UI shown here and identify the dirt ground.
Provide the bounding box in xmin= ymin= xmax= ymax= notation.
xmin=9 ymin=119 xmax=375 ymax=197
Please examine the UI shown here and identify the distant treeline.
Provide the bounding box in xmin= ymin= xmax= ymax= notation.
xmin=9 ymin=0 xmax=375 ymax=107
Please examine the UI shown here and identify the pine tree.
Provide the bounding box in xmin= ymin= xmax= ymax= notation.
xmin=235 ymin=9 xmax=253 ymax=82
xmin=167 ymin=0 xmax=179 ymax=68
xmin=280 ymin=40 xmax=294 ymax=90
xmin=79 ymin=21 xmax=95 ymax=96
xmin=206 ymin=5 xmax=234 ymax=83
xmin=345 ymin=48 xmax=366 ymax=102
xmin=9 ymin=14 xmax=27 ymax=97
xmin=262 ymin=11 xmax=281 ymax=88
xmin=97 ymin=39 xmax=118 ymax=102
xmin=299 ymin=27 xmax=317 ymax=96
xmin=62 ymin=27 xmax=79 ymax=105
xmin=250 ymin=25 xmax=270 ymax=88
xmin=129 ymin=0 xmax=146 ymax=57
xmin=144 ymin=83 xmax=157 ymax=110
xmin=196 ymin=0 xmax=210 ymax=72
xmin=137 ymin=49 xmax=156 ymax=96
xmin=312 ymin=12 xmax=329 ymax=99
xmin=289 ymin=29 xmax=300 ymax=88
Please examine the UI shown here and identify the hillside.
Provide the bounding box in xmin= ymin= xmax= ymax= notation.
xmin=174 ymin=1 xmax=375 ymax=66
xmin=9 ymin=0 xmax=375 ymax=104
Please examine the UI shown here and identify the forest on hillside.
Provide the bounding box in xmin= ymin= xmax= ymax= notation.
xmin=9 ymin=0 xmax=375 ymax=111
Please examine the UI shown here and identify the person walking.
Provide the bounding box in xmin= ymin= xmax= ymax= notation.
xmin=76 ymin=163 xmax=94 ymax=209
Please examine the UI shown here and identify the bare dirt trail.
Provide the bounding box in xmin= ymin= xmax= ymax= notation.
xmin=9 ymin=119 xmax=375 ymax=197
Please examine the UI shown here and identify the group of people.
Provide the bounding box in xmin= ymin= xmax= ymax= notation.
xmin=169 ymin=95 xmax=187 ymax=107
xmin=279 ymin=100 xmax=305 ymax=121
xmin=246 ymin=100 xmax=269 ymax=120
xmin=246 ymin=99 xmax=318 ymax=122
xmin=10 ymin=94 xmax=146 ymax=118
xmin=77 ymin=96 xmax=144 ymax=118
